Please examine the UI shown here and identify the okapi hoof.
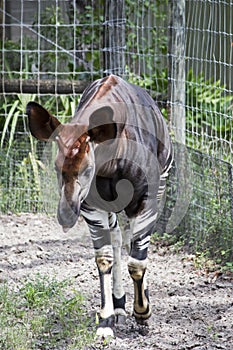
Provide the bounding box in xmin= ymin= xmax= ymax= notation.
xmin=96 ymin=326 xmax=114 ymax=338
xmin=97 ymin=314 xmax=115 ymax=338
xmin=113 ymin=294 xmax=127 ymax=324
xmin=115 ymin=311 xmax=127 ymax=325
xmin=133 ymin=304 xmax=152 ymax=325
xmin=135 ymin=317 xmax=149 ymax=326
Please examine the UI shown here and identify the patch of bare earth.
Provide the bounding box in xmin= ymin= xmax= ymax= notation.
xmin=0 ymin=213 xmax=232 ymax=350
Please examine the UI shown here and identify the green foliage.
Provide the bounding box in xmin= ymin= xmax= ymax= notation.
xmin=0 ymin=275 xmax=95 ymax=349
xmin=0 ymin=37 xmax=38 ymax=80
xmin=1 ymin=1 xmax=167 ymax=81
xmin=169 ymin=149 xmax=233 ymax=265
xmin=36 ymin=4 xmax=103 ymax=78
xmin=125 ymin=0 xmax=168 ymax=98
xmin=0 ymin=142 xmax=45 ymax=213
xmin=125 ymin=0 xmax=168 ymax=68
xmin=1 ymin=4 xmax=104 ymax=80
xmin=0 ymin=94 xmax=36 ymax=152
xmin=186 ymin=70 xmax=233 ymax=161
xmin=221 ymin=261 xmax=233 ymax=273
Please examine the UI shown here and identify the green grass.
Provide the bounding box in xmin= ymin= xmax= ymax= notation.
xmin=0 ymin=274 xmax=96 ymax=350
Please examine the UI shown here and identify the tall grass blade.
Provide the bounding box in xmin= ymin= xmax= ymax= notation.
xmin=7 ymin=110 xmax=20 ymax=154
xmin=28 ymin=151 xmax=41 ymax=193
xmin=0 ymin=100 xmax=19 ymax=148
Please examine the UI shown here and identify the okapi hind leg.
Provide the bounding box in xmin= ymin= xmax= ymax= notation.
xmin=109 ymin=213 xmax=127 ymax=324
xmin=128 ymin=210 xmax=157 ymax=324
xmin=128 ymin=256 xmax=152 ymax=324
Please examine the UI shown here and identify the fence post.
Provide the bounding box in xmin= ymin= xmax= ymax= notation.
xmin=0 ymin=0 xmax=3 ymax=40
xmin=168 ymin=0 xmax=186 ymax=144
xmin=103 ymin=0 xmax=126 ymax=76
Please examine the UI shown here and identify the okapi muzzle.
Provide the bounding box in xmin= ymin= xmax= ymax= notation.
xmin=57 ymin=174 xmax=81 ymax=232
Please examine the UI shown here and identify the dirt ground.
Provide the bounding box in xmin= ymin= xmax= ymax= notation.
xmin=0 ymin=213 xmax=232 ymax=350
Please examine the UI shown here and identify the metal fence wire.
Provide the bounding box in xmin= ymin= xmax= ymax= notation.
xmin=0 ymin=0 xmax=233 ymax=262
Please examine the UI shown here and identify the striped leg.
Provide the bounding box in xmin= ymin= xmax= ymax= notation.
xmin=95 ymin=244 xmax=115 ymax=336
xmin=81 ymin=205 xmax=125 ymax=335
xmin=81 ymin=205 xmax=115 ymax=336
xmin=128 ymin=209 xmax=158 ymax=324
xmin=119 ymin=211 xmax=132 ymax=253
xmin=108 ymin=213 xmax=126 ymax=324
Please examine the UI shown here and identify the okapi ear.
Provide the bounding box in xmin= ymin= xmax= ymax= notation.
xmin=26 ymin=101 xmax=61 ymax=141
xmin=88 ymin=106 xmax=116 ymax=143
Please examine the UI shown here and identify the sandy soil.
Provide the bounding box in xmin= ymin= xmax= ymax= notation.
xmin=0 ymin=213 xmax=232 ymax=350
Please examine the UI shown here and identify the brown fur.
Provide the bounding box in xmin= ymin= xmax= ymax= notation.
xmin=96 ymin=75 xmax=118 ymax=99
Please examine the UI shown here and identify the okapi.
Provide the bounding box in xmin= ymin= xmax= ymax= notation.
xmin=26 ymin=74 xmax=173 ymax=337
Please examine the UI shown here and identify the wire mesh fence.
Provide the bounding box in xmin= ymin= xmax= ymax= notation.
xmin=185 ymin=0 xmax=233 ymax=164
xmin=0 ymin=0 xmax=232 ymax=263
xmin=156 ymin=143 xmax=233 ymax=263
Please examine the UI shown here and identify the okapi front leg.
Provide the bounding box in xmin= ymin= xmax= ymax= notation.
xmin=82 ymin=207 xmax=116 ymax=337
xmin=95 ymin=245 xmax=115 ymax=337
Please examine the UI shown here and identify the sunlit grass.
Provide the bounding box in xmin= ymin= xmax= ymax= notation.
xmin=0 ymin=274 xmax=96 ymax=350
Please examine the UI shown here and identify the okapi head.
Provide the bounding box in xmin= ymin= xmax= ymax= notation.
xmin=26 ymin=101 xmax=116 ymax=232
